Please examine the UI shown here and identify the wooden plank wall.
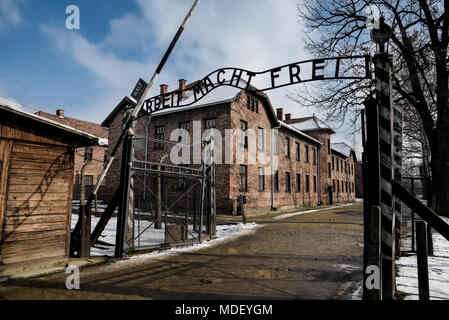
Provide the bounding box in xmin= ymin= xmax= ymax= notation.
xmin=0 ymin=140 xmax=13 ymax=243
xmin=0 ymin=141 xmax=73 ymax=266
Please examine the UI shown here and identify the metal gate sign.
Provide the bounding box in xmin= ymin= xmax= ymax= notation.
xmin=142 ymin=55 xmax=370 ymax=114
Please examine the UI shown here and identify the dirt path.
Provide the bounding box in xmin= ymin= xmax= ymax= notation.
xmin=0 ymin=203 xmax=364 ymax=300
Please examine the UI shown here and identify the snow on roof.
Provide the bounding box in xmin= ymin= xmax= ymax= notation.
xmin=288 ymin=117 xmax=333 ymax=132
xmin=98 ymin=138 xmax=108 ymax=147
xmin=151 ymin=81 xmax=244 ymax=117
xmin=279 ymin=121 xmax=322 ymax=145
xmin=331 ymin=142 xmax=353 ymax=158
xmin=0 ymin=96 xmax=28 ymax=112
xmin=289 ymin=118 xmax=320 ymax=131
xmin=0 ymin=100 xmax=101 ymax=144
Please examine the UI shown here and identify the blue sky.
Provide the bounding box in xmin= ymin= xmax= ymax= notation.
xmin=0 ymin=0 xmax=361 ymax=153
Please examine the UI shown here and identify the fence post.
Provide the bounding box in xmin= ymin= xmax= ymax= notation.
xmin=365 ymin=205 xmax=382 ymax=300
xmin=80 ymin=160 xmax=91 ymax=257
xmin=115 ymin=132 xmax=133 ymax=258
xmin=411 ymin=177 xmax=416 ymax=252
xmin=427 ymin=224 xmax=434 ymax=256
xmin=393 ymin=106 xmax=403 ymax=258
xmin=416 ymin=221 xmax=430 ymax=300
xmin=363 ymin=95 xmax=382 ymax=300
xmin=375 ymin=52 xmax=396 ymax=299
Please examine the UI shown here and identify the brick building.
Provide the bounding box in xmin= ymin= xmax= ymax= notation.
xmin=36 ymin=109 xmax=109 ymax=200
xmin=102 ymin=80 xmax=357 ymax=214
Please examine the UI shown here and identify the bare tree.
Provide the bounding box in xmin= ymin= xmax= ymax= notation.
xmin=289 ymin=0 xmax=449 ymax=216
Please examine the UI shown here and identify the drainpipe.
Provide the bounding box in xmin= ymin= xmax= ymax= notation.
xmin=270 ymin=123 xmax=281 ymax=211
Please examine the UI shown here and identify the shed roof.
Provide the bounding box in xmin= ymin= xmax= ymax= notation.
xmin=0 ymin=103 xmax=101 ymax=146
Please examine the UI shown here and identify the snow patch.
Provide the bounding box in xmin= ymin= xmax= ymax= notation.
xmin=396 ymin=216 xmax=449 ymax=300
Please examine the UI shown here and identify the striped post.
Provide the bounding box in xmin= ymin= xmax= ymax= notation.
xmin=374 ymin=52 xmax=395 ymax=299
xmin=393 ymin=105 xmax=403 ymax=257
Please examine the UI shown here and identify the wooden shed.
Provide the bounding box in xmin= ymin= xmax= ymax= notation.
xmin=0 ymin=104 xmax=99 ymax=269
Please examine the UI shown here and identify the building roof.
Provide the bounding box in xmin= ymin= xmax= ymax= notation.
xmin=284 ymin=116 xmax=335 ymax=134
xmin=151 ymin=83 xmax=242 ymax=117
xmin=0 ymin=103 xmax=101 ymax=146
xmin=101 ymin=80 xmax=326 ymax=146
xmin=331 ymin=142 xmax=357 ymax=161
xmin=36 ymin=110 xmax=109 ymax=140
xmin=279 ymin=121 xmax=322 ymax=145
xmin=101 ymin=96 xmax=137 ymax=127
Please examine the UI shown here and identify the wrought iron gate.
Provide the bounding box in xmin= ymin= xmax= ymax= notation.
xmin=121 ymin=135 xmax=215 ymax=253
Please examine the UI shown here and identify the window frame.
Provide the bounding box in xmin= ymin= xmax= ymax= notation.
xmin=285 ymin=172 xmax=291 ymax=193
xmin=258 ymin=167 xmax=265 ymax=191
xmin=239 ymin=165 xmax=248 ymax=191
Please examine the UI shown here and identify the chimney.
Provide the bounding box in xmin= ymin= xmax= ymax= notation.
xmin=285 ymin=113 xmax=292 ymax=121
xmin=178 ymin=79 xmax=186 ymax=100
xmin=160 ymin=84 xmax=169 ymax=96
xmin=276 ymin=108 xmax=284 ymax=121
xmin=56 ymin=109 xmax=64 ymax=118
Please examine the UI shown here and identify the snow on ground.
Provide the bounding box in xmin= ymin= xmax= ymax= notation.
xmin=396 ymin=216 xmax=449 ymax=300
xmin=273 ymin=202 xmax=355 ymax=220
xmin=71 ymin=212 xmax=261 ymax=259
xmin=114 ymin=222 xmax=261 ymax=267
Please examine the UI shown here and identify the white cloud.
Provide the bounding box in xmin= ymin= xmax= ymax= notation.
xmin=41 ymin=0 xmax=320 ymax=122
xmin=0 ymin=0 xmax=24 ymax=35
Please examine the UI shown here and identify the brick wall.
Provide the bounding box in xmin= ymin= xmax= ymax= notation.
xmin=103 ymin=90 xmax=357 ymax=213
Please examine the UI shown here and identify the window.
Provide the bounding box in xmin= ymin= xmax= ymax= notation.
xmin=332 ymin=156 xmax=335 ymax=170
xmin=286 ymin=172 xmax=291 ymax=192
xmin=258 ymin=167 xmax=265 ymax=191
xmin=258 ymin=127 xmax=265 ymax=151
xmin=332 ymin=179 xmax=336 ymax=192
xmin=84 ymin=147 xmax=93 ymax=161
xmin=352 ymin=164 xmax=354 ymax=176
xmin=305 ymin=145 xmax=309 ymax=163
xmin=247 ymin=95 xmax=259 ymax=113
xmin=205 ymin=118 xmax=216 ymax=129
xmin=327 ymin=139 xmax=331 ymax=154
xmin=352 ymin=182 xmax=354 ymax=193
xmin=155 ymin=126 xmax=165 ymax=149
xmin=305 ymin=175 xmax=310 ymax=192
xmin=296 ymin=142 xmax=300 ymax=161
xmin=239 ymin=165 xmax=247 ymax=191
xmin=285 ymin=137 xmax=290 ymax=158
xmin=313 ymin=148 xmax=317 ymax=165
xmin=337 ymin=180 xmax=340 ymax=193
xmin=341 ymin=159 xmax=343 ymax=172
xmin=179 ymin=122 xmax=190 ymax=145
xmin=345 ymin=161 xmax=347 ymax=174
xmin=313 ymin=176 xmax=317 ymax=192
xmin=240 ymin=120 xmax=248 ymax=148
xmin=328 ymin=163 xmax=331 ymax=178
xmin=336 ymin=158 xmax=339 ymax=171
xmin=84 ymin=175 xmax=93 ymax=186
xmin=296 ymin=173 xmax=301 ymax=192
xmin=274 ymin=170 xmax=279 ymax=192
